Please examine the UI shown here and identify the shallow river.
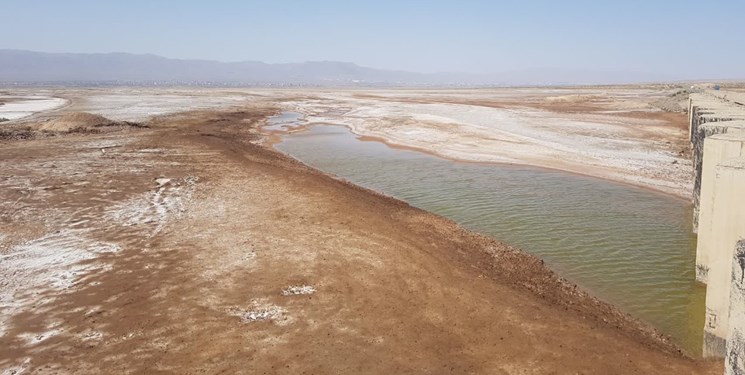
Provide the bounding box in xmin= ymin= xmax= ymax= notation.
xmin=274 ymin=122 xmax=706 ymax=354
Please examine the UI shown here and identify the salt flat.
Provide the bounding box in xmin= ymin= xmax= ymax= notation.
xmin=0 ymin=96 xmax=67 ymax=120
xmin=2 ymin=86 xmax=693 ymax=197
xmin=276 ymin=87 xmax=692 ymax=197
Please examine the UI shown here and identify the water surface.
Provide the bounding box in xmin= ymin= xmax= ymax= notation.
xmin=276 ymin=124 xmax=706 ymax=354
xmin=263 ymin=111 xmax=304 ymax=131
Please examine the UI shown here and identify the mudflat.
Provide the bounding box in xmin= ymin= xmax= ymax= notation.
xmin=0 ymin=104 xmax=721 ymax=374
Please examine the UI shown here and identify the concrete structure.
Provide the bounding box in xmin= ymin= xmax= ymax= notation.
xmin=687 ymin=92 xmax=745 ymax=364
xmin=688 ymin=93 xmax=745 ymax=233
xmin=689 ymin=93 xmax=745 ymax=145
xmin=697 ymin=132 xmax=745 ymax=283
xmin=692 ymin=121 xmax=745 ymax=233
xmin=702 ymin=156 xmax=745 ymax=357
xmin=726 ymin=240 xmax=745 ymax=375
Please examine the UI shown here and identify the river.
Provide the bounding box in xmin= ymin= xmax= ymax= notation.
xmin=273 ymin=120 xmax=706 ymax=355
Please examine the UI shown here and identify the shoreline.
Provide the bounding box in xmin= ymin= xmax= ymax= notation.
xmin=263 ymin=120 xmax=694 ymax=204
xmin=276 ymin=88 xmax=693 ymax=200
xmin=256 ymin=117 xmax=686 ymax=355
xmin=0 ymin=98 xmax=720 ymax=372
xmin=262 ymin=119 xmax=704 ymax=351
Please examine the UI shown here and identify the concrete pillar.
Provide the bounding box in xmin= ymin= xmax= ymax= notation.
xmin=696 ymin=133 xmax=745 ymax=283
xmin=703 ymin=156 xmax=745 ymax=357
xmin=692 ymin=122 xmax=745 ymax=234
xmin=725 ymin=240 xmax=745 ymax=374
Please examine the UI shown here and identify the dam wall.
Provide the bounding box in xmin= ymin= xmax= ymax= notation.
xmin=696 ymin=132 xmax=745 ymax=283
xmin=692 ymin=121 xmax=745 ymax=233
xmin=689 ymin=92 xmax=745 ymax=232
xmin=700 ymin=155 xmax=745 ymax=357
xmin=689 ymin=93 xmax=745 ymax=142
xmin=689 ymin=91 xmax=745 ymax=362
xmin=726 ymin=239 xmax=745 ymax=375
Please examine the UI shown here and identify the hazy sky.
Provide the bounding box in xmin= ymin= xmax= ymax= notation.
xmin=4 ymin=0 xmax=745 ymax=78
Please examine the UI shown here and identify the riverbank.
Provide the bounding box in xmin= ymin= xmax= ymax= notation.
xmin=0 ymin=106 xmax=720 ymax=373
xmin=277 ymin=87 xmax=694 ymax=198
xmin=2 ymin=86 xmax=697 ymax=198
xmin=271 ymin=123 xmax=706 ymax=353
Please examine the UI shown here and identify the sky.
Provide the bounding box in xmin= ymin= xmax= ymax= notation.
xmin=3 ymin=0 xmax=745 ymax=79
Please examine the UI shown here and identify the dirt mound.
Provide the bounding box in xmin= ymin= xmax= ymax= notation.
xmin=39 ymin=112 xmax=115 ymax=132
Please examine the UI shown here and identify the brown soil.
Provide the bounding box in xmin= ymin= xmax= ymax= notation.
xmin=0 ymin=106 xmax=722 ymax=374
xmin=38 ymin=112 xmax=113 ymax=132
xmin=34 ymin=111 xmax=147 ymax=133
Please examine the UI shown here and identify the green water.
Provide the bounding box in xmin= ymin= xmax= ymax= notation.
xmin=276 ymin=124 xmax=706 ymax=355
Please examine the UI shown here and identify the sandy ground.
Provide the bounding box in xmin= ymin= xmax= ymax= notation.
xmin=0 ymin=96 xmax=722 ymax=373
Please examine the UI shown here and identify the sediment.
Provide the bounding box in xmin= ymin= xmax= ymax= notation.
xmin=0 ymin=107 xmax=721 ymax=374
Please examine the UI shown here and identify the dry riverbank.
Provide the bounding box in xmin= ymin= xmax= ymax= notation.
xmin=0 ymin=105 xmax=721 ymax=374
xmin=4 ymin=86 xmax=697 ymax=198
xmin=277 ymin=87 xmax=694 ymax=198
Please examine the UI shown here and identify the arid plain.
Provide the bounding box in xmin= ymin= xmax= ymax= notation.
xmin=0 ymin=86 xmax=725 ymax=374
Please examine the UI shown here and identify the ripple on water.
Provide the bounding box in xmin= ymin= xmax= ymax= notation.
xmin=276 ymin=124 xmax=706 ymax=355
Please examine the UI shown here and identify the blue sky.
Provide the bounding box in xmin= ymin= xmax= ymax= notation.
xmin=3 ymin=0 xmax=744 ymax=78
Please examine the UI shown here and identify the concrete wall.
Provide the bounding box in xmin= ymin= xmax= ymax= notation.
xmin=696 ymin=132 xmax=745 ymax=283
xmin=686 ymin=91 xmax=745 ymax=363
xmin=688 ymin=93 xmax=745 ymax=235
xmin=692 ymin=121 xmax=745 ymax=233
xmin=726 ymin=240 xmax=745 ymax=375
xmin=702 ymin=156 xmax=745 ymax=357
xmin=688 ymin=93 xmax=745 ymax=146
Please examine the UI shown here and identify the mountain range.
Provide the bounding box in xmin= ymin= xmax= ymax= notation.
xmin=0 ymin=49 xmax=683 ymax=86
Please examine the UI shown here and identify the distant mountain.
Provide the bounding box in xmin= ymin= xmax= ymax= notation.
xmin=0 ymin=49 xmax=675 ymax=86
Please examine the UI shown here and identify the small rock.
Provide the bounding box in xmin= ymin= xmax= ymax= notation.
xmin=154 ymin=178 xmax=171 ymax=187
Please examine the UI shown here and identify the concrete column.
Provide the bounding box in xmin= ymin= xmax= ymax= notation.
xmin=725 ymin=240 xmax=745 ymax=374
xmin=703 ymin=156 xmax=745 ymax=357
xmin=696 ymin=133 xmax=745 ymax=283
xmin=693 ymin=123 xmax=745 ymax=236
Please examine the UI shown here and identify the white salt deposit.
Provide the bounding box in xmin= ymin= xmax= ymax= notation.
xmin=79 ymin=94 xmax=248 ymax=122
xmin=0 ymin=229 xmax=120 ymax=338
xmin=19 ymin=328 xmax=63 ymax=345
xmin=0 ymin=96 xmax=67 ymax=120
xmin=79 ymin=329 xmax=103 ymax=342
xmin=105 ymin=175 xmax=198 ymax=236
xmin=228 ymin=299 xmax=292 ymax=325
xmin=282 ymin=92 xmax=692 ymax=197
xmin=281 ymin=285 xmax=316 ymax=296
xmin=1 ymin=357 xmax=31 ymax=375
